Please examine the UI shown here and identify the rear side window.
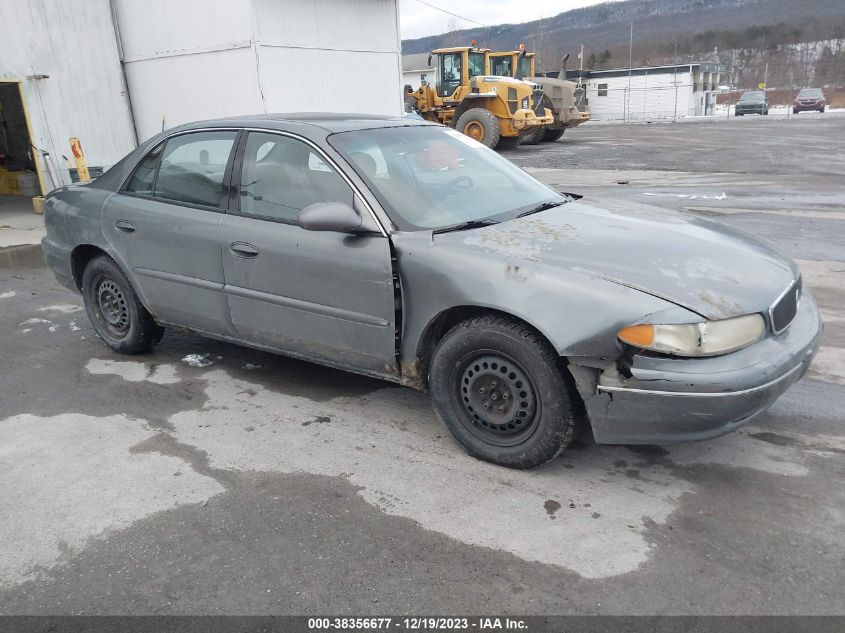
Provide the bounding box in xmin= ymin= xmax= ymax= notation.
xmin=124 ymin=142 xmax=164 ymax=194
xmin=154 ymin=131 xmax=238 ymax=207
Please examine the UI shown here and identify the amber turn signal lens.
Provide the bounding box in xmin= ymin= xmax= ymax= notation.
xmin=618 ymin=324 xmax=655 ymax=347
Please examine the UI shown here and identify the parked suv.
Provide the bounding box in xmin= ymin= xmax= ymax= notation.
xmin=735 ymin=91 xmax=769 ymax=116
xmin=793 ymin=88 xmax=826 ymax=114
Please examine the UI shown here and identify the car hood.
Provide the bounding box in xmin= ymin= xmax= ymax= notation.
xmin=433 ymin=197 xmax=798 ymax=320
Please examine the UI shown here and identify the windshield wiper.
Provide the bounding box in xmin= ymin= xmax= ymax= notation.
xmin=516 ymin=200 xmax=565 ymax=218
xmin=432 ymin=219 xmax=500 ymax=235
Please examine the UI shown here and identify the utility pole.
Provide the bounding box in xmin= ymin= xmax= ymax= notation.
xmin=627 ymin=21 xmax=633 ymax=122
xmin=673 ymin=40 xmax=679 ymax=122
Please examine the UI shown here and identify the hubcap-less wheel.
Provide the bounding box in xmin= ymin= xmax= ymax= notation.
xmin=464 ymin=121 xmax=485 ymax=141
xmin=457 ymin=353 xmax=539 ymax=446
xmin=95 ymin=277 xmax=130 ymax=337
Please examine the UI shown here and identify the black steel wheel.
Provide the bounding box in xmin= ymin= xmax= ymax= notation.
xmin=81 ymin=255 xmax=164 ymax=354
xmin=94 ymin=276 xmax=131 ymax=338
xmin=429 ymin=315 xmax=580 ymax=469
xmin=456 ymin=353 xmax=540 ymax=447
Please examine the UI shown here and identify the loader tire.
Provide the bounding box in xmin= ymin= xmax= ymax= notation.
xmin=521 ymin=126 xmax=545 ymax=145
xmin=542 ymin=127 xmax=565 ymax=142
xmin=496 ymin=136 xmax=522 ymax=150
xmin=456 ymin=108 xmax=501 ymax=149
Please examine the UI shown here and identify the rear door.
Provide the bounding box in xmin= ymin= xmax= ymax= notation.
xmin=221 ymin=130 xmax=398 ymax=376
xmin=102 ymin=130 xmax=239 ymax=334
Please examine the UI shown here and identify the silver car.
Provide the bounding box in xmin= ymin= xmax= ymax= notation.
xmin=42 ymin=114 xmax=821 ymax=469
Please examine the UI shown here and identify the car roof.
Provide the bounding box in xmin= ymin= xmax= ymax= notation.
xmin=177 ymin=112 xmax=437 ymax=134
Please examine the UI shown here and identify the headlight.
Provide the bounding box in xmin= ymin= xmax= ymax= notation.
xmin=618 ymin=314 xmax=765 ymax=357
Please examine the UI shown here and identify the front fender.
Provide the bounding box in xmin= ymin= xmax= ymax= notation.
xmin=391 ymin=231 xmax=701 ymax=363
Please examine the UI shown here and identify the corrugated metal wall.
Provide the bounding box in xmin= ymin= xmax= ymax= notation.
xmin=115 ymin=0 xmax=403 ymax=141
xmin=0 ymin=0 xmax=137 ymax=187
xmin=586 ymin=72 xmax=695 ymax=121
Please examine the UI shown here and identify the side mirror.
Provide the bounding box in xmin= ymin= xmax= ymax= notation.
xmin=298 ymin=201 xmax=363 ymax=233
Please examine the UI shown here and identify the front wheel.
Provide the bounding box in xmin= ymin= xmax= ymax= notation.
xmin=428 ymin=315 xmax=580 ymax=469
xmin=455 ymin=108 xmax=501 ymax=149
xmin=520 ymin=126 xmax=545 ymax=145
xmin=542 ymin=127 xmax=565 ymax=142
xmin=81 ymin=255 xmax=164 ymax=354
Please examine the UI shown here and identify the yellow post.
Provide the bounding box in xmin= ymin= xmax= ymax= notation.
xmin=69 ymin=137 xmax=90 ymax=182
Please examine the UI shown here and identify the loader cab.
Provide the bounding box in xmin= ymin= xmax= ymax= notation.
xmin=489 ymin=51 xmax=535 ymax=79
xmin=431 ymin=47 xmax=490 ymax=98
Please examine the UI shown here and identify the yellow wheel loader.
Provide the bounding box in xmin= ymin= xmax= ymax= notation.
xmin=405 ymin=46 xmax=553 ymax=150
xmin=489 ymin=50 xmax=591 ymax=143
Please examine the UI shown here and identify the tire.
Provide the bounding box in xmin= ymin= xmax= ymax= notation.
xmin=520 ymin=126 xmax=545 ymax=145
xmin=428 ymin=315 xmax=579 ymax=469
xmin=763 ymin=108 xmax=768 ymax=115
xmin=735 ymin=112 xmax=743 ymax=116
xmin=542 ymin=127 xmax=565 ymax=142
xmin=455 ymin=108 xmax=501 ymax=149
xmin=793 ymin=109 xmax=799 ymax=114
xmin=81 ymin=255 xmax=164 ymax=354
xmin=496 ymin=136 xmax=522 ymax=150
xmin=820 ymin=106 xmax=825 ymax=113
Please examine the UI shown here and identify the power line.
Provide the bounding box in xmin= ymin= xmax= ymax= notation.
xmin=413 ymin=0 xmax=489 ymax=28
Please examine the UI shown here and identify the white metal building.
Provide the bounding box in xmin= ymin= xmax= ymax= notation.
xmin=566 ymin=63 xmax=723 ymax=121
xmin=0 ymin=0 xmax=402 ymax=193
xmin=402 ymin=53 xmax=435 ymax=91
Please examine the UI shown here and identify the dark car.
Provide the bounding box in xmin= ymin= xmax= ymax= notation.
xmin=41 ymin=114 xmax=821 ymax=469
xmin=735 ymin=91 xmax=769 ymax=116
xmin=793 ymin=88 xmax=826 ymax=113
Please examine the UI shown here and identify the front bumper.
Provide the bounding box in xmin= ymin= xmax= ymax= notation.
xmin=794 ymin=103 xmax=824 ymax=111
xmin=561 ymin=108 xmax=591 ymax=128
xmin=584 ymin=292 xmax=822 ymax=444
xmin=735 ymin=105 xmax=765 ymax=114
xmin=511 ymin=107 xmax=554 ymax=130
xmin=41 ymin=236 xmax=77 ymax=292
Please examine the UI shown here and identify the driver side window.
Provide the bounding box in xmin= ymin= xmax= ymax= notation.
xmin=238 ymin=132 xmax=353 ymax=223
xmin=438 ymin=53 xmax=462 ymax=97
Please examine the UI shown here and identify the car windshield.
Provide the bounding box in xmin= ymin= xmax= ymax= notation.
xmin=798 ymin=89 xmax=822 ymax=98
xmin=329 ymin=126 xmax=569 ymax=231
xmin=740 ymin=92 xmax=764 ymax=101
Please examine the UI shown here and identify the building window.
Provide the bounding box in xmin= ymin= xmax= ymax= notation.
xmin=597 ymin=83 xmax=608 ymax=97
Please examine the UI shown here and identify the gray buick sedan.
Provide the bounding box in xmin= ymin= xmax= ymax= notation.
xmin=42 ymin=114 xmax=821 ymax=469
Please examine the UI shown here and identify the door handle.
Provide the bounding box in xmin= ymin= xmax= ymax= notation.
xmin=230 ymin=241 xmax=259 ymax=258
xmin=115 ymin=220 xmax=136 ymax=233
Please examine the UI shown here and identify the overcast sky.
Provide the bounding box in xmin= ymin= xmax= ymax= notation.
xmin=399 ymin=0 xmax=605 ymax=40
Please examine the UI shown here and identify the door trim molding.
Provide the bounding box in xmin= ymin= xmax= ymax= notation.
xmin=225 ymin=284 xmax=390 ymax=327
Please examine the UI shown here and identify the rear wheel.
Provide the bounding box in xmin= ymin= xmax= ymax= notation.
xmin=455 ymin=108 xmax=501 ymax=149
xmin=820 ymin=105 xmax=825 ymax=113
xmin=542 ymin=127 xmax=565 ymax=142
xmin=81 ymin=255 xmax=164 ymax=354
xmin=428 ymin=315 xmax=579 ymax=469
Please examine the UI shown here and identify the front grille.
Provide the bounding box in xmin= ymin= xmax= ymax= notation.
xmin=770 ymin=277 xmax=801 ymax=333
xmin=532 ymin=89 xmax=545 ymax=116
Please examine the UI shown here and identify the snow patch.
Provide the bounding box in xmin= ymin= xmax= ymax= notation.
xmin=37 ymin=304 xmax=82 ymax=314
xmin=182 ymin=353 xmax=214 ymax=368
xmin=0 ymin=291 xmax=15 ymax=299
xmin=19 ymin=318 xmax=52 ymax=326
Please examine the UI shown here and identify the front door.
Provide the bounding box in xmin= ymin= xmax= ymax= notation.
xmin=221 ymin=131 xmax=397 ymax=376
xmin=102 ymin=130 xmax=239 ymax=334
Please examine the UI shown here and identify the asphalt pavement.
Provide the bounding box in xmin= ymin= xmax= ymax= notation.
xmin=1 ymin=112 xmax=843 ymax=615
